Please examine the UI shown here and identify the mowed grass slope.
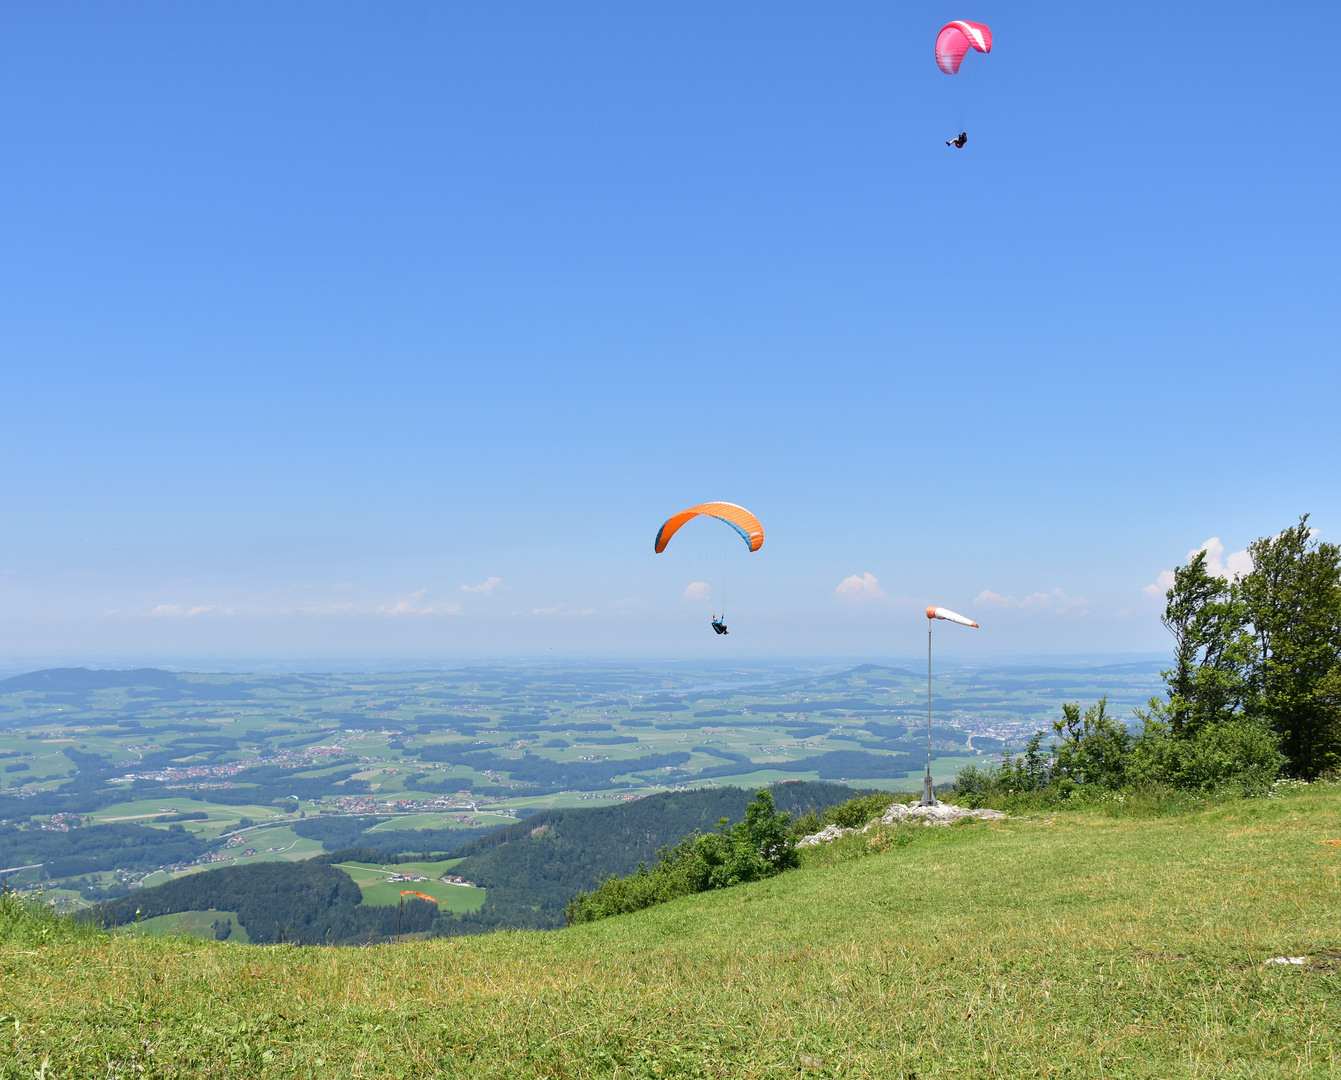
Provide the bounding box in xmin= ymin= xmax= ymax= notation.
xmin=4 ymin=787 xmax=1339 ymax=1078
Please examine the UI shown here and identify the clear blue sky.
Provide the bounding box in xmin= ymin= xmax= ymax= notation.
xmin=1 ymin=3 xmax=1336 ymax=664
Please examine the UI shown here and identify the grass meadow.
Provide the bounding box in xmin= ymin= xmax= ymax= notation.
xmin=2 ymin=785 xmax=1338 ymax=1078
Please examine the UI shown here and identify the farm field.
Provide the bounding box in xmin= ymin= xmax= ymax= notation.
xmin=0 ymin=661 xmax=1165 ymax=907
xmin=122 ymin=909 xmax=251 ymax=944
xmin=5 ymin=783 xmax=1337 ymax=1077
xmin=331 ymin=858 xmax=484 ymax=911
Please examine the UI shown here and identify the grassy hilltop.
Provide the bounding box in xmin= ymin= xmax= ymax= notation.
xmin=3 ymin=784 xmax=1339 ymax=1079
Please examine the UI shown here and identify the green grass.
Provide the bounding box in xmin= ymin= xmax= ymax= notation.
xmin=120 ymin=909 xmax=252 ymax=944
xmin=3 ymin=785 xmax=1339 ymax=1077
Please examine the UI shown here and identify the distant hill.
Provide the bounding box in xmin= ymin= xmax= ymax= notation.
xmin=0 ymin=668 xmax=184 ymax=693
xmin=439 ymin=781 xmax=863 ymax=935
xmin=0 ymin=667 xmax=254 ymax=709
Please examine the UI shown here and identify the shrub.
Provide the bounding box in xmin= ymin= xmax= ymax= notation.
xmin=1128 ymin=706 xmax=1284 ymax=795
xmin=1052 ymin=697 xmax=1130 ymax=789
xmin=821 ymin=792 xmax=893 ymax=830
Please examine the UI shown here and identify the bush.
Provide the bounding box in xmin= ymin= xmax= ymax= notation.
xmin=1053 ymin=697 xmax=1130 ymax=789
xmin=821 ymin=792 xmax=894 ymax=830
xmin=952 ymin=695 xmax=1285 ymax=809
xmin=1128 ymin=707 xmax=1284 ymax=795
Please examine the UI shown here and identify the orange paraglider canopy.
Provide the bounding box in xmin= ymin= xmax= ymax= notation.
xmin=654 ymin=502 xmax=764 ymax=554
xmin=400 ymin=890 xmax=441 ymax=904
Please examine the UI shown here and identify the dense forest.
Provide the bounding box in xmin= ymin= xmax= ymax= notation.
xmin=0 ymin=822 xmax=205 ymax=878
xmin=87 ymin=860 xmax=439 ymax=945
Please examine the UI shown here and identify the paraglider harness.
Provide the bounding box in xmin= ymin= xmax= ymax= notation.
xmin=946 ymin=132 xmax=967 ymax=148
xmin=710 ymin=618 xmax=729 ymax=635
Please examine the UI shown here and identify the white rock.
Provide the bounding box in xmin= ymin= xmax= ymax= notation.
xmin=796 ymin=823 xmax=857 ymax=847
xmin=798 ymin=802 xmax=1006 ymax=846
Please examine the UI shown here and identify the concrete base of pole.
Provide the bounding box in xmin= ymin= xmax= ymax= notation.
xmin=920 ymin=772 xmax=938 ymax=806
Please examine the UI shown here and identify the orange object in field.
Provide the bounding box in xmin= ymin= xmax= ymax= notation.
xmin=654 ymin=502 xmax=764 ymax=553
xmin=400 ymin=890 xmax=440 ymax=903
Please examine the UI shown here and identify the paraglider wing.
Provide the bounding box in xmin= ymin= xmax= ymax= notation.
xmin=400 ymin=890 xmax=441 ymax=904
xmin=926 ymin=605 xmax=979 ymax=628
xmin=935 ymin=20 xmax=993 ymax=75
xmin=654 ymin=502 xmax=764 ymax=554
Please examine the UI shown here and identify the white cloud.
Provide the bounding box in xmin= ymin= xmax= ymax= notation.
xmin=1145 ymin=536 xmax=1253 ymax=597
xmin=148 ymin=604 xmax=231 ymax=617
xmin=835 ymin=573 xmax=887 ymax=603
xmin=381 ymin=590 xmax=460 ymax=616
xmin=682 ymin=581 xmax=711 ymax=601
xmin=530 ymin=604 xmax=596 ymax=617
xmin=1142 ymin=570 xmax=1177 ymax=598
xmin=975 ymin=588 xmax=1086 ymax=614
xmin=461 ymin=577 xmax=502 ymax=594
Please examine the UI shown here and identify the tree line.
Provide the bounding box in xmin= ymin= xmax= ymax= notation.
xmin=957 ymin=515 xmax=1340 ymax=804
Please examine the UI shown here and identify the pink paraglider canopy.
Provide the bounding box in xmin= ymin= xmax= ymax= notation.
xmin=935 ymin=21 xmax=993 ymax=75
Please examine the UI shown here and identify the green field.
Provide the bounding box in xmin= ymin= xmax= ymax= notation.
xmin=331 ymin=858 xmax=483 ymax=911
xmin=90 ymin=797 xmax=295 ymax=838
xmin=121 ymin=909 xmax=251 ymax=944
xmin=6 ymin=783 xmax=1338 ymax=1077
xmin=365 ymin=812 xmax=517 ymax=832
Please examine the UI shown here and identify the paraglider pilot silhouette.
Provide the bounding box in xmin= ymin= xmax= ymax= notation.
xmin=946 ymin=132 xmax=968 ymax=148
xmin=711 ymin=618 xmax=729 ymax=635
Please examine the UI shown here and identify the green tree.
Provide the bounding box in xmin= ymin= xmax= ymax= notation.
xmin=1160 ymin=550 xmax=1251 ymax=737
xmin=1238 ymin=516 xmax=1341 ymax=777
xmin=1052 ymin=696 xmax=1130 ymax=788
xmin=997 ymin=731 xmax=1051 ymax=792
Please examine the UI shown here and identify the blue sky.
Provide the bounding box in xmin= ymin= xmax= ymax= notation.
xmin=0 ymin=2 xmax=1336 ymax=664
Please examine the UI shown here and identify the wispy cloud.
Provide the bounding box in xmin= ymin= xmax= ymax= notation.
xmin=1144 ymin=537 xmax=1253 ymax=597
xmin=148 ymin=604 xmax=231 ymax=617
xmin=381 ymin=590 xmax=460 ymax=616
xmin=531 ymin=604 xmax=596 ymax=617
xmin=682 ymin=581 xmax=711 ymax=601
xmin=462 ymin=577 xmax=502 ymax=594
xmin=975 ymin=588 xmax=1087 ymax=614
xmin=835 ymin=573 xmax=886 ymax=603
xmin=300 ymin=602 xmax=357 ymax=616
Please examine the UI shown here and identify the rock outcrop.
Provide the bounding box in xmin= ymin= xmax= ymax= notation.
xmin=796 ymin=801 xmax=1006 ymax=847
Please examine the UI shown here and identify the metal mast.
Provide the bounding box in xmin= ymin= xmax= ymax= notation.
xmin=921 ymin=621 xmax=937 ymax=805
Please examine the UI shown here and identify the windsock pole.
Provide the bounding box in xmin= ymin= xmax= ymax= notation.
xmin=923 ymin=622 xmax=936 ymax=805
xmin=922 ymin=606 xmax=980 ymax=806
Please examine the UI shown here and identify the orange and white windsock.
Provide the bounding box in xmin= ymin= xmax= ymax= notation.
xmin=926 ymin=605 xmax=979 ymax=628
